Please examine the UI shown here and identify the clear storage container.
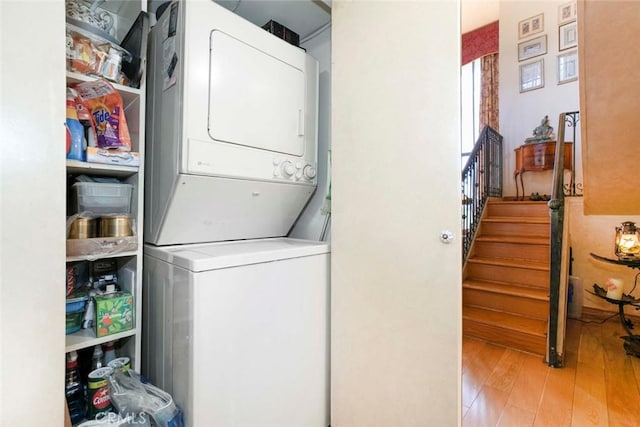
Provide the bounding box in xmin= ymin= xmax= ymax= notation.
xmin=72 ymin=182 xmax=133 ymax=215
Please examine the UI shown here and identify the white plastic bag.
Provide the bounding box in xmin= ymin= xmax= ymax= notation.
xmin=107 ymin=368 xmax=183 ymax=427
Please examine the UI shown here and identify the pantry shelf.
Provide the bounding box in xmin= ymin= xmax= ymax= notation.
xmin=66 ymin=159 xmax=138 ymax=178
xmin=64 ymin=0 xmax=146 ymax=378
xmin=66 ymin=250 xmax=138 ymax=263
xmin=67 ymin=71 xmax=141 ymax=98
xmin=65 ymin=327 xmax=137 ymax=353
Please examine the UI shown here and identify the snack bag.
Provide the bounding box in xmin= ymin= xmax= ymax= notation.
xmin=74 ymin=79 xmax=132 ymax=151
xmin=71 ymin=36 xmax=95 ymax=74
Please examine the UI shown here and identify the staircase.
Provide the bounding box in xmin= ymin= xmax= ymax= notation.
xmin=463 ymin=199 xmax=550 ymax=356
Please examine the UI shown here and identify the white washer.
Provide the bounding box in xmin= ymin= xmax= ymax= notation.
xmin=143 ymin=238 xmax=330 ymax=426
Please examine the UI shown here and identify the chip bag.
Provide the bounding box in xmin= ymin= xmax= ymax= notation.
xmin=74 ymin=79 xmax=132 ymax=151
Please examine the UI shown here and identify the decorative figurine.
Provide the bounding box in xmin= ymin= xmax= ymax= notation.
xmin=525 ymin=115 xmax=555 ymax=143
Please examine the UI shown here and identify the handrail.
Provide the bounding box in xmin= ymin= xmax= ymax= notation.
xmin=462 ymin=126 xmax=503 ymax=263
xmin=547 ymin=111 xmax=576 ymax=367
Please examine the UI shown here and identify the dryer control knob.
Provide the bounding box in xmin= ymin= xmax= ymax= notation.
xmin=282 ymin=161 xmax=296 ymax=177
xmin=303 ymin=165 xmax=317 ymax=180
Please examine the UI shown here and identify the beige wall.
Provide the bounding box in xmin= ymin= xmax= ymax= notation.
xmin=499 ymin=0 xmax=581 ymax=198
xmin=331 ymin=1 xmax=461 ymax=425
xmin=567 ymin=198 xmax=640 ymax=313
xmin=578 ymin=0 xmax=640 ymax=215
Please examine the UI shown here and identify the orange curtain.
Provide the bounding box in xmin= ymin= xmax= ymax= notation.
xmin=480 ymin=53 xmax=499 ymax=132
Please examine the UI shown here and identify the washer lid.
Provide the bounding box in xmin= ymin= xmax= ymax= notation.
xmin=144 ymin=238 xmax=329 ymax=272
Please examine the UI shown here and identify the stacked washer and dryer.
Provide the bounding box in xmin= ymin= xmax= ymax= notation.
xmin=142 ymin=2 xmax=328 ymax=426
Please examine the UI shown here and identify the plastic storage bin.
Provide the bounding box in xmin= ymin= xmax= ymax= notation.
xmin=66 ymin=296 xmax=88 ymax=334
xmin=72 ymin=182 xmax=133 ymax=215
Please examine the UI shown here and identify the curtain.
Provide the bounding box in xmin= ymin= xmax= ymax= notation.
xmin=480 ymin=53 xmax=499 ymax=132
xmin=462 ymin=21 xmax=498 ymax=66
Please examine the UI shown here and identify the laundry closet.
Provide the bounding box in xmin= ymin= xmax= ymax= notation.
xmin=57 ymin=0 xmax=331 ymax=424
xmin=142 ymin=1 xmax=332 ymax=426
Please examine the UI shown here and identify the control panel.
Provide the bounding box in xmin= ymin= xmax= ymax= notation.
xmin=272 ymin=158 xmax=316 ymax=183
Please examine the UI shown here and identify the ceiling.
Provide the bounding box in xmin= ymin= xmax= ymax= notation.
xmin=214 ymin=0 xmax=495 ymax=39
xmin=105 ymin=0 xmax=492 ymax=39
xmin=214 ymin=0 xmax=331 ymax=42
xmin=461 ymin=0 xmax=499 ymax=34
xmin=213 ymin=0 xmax=495 ymax=38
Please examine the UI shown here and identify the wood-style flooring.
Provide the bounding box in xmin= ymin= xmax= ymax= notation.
xmin=462 ymin=317 xmax=640 ymax=426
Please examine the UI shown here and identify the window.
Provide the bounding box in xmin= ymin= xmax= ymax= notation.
xmin=461 ymin=58 xmax=481 ymax=168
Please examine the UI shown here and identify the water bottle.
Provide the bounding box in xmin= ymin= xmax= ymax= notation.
xmin=103 ymin=341 xmax=116 ymax=365
xmin=91 ymin=344 xmax=104 ymax=371
xmin=65 ymin=351 xmax=86 ymax=424
xmin=81 ymin=297 xmax=94 ymax=329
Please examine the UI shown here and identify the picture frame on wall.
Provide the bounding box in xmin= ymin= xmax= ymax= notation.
xmin=557 ymin=50 xmax=578 ymax=84
xmin=558 ymin=1 xmax=577 ymax=25
xmin=519 ymin=13 xmax=544 ymax=39
xmin=520 ymin=59 xmax=544 ymax=93
xmin=518 ymin=35 xmax=547 ymax=62
xmin=559 ymin=21 xmax=578 ymax=50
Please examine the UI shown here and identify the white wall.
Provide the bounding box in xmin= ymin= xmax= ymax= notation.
xmin=499 ymin=0 xmax=581 ymax=198
xmin=461 ymin=0 xmax=499 ymax=33
xmin=290 ymin=25 xmax=332 ymax=241
xmin=1 ymin=1 xmax=66 ymax=424
xmin=331 ymin=1 xmax=461 ymax=425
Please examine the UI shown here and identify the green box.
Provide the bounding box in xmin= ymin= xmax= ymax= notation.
xmin=94 ymin=291 xmax=134 ymax=337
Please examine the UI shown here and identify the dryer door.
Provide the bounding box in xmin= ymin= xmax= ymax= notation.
xmin=208 ymin=30 xmax=306 ymax=156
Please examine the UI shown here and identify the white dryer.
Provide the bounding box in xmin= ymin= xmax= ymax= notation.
xmin=145 ymin=1 xmax=319 ymax=245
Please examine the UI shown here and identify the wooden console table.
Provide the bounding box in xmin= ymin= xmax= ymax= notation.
xmin=514 ymin=140 xmax=573 ymax=200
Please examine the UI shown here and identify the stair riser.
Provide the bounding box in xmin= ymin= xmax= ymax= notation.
xmin=463 ymin=289 xmax=549 ymax=320
xmin=466 ymin=263 xmax=549 ymax=288
xmin=482 ymin=222 xmax=550 ymax=237
xmin=463 ymin=319 xmax=546 ymax=356
xmin=473 ymin=241 xmax=550 ymax=263
xmin=487 ymin=203 xmax=549 ymax=218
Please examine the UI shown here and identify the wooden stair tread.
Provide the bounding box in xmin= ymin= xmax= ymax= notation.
xmin=466 ymin=256 xmax=549 ymax=271
xmin=463 ymin=306 xmax=547 ymax=337
xmin=475 ymin=235 xmax=549 ymax=245
xmin=483 ymin=216 xmax=550 ymax=224
xmin=463 ymin=279 xmax=549 ymax=300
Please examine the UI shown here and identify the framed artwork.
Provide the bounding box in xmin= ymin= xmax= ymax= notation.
xmin=519 ymin=13 xmax=544 ymax=39
xmin=518 ymin=35 xmax=547 ymax=62
xmin=559 ymin=21 xmax=578 ymax=50
xmin=558 ymin=1 xmax=577 ymax=25
xmin=520 ymin=59 xmax=544 ymax=93
xmin=557 ymin=50 xmax=578 ymax=84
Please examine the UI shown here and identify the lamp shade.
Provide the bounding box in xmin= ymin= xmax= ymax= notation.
xmin=615 ymin=221 xmax=640 ymax=260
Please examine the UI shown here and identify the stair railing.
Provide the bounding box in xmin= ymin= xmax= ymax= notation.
xmin=547 ymin=111 xmax=578 ymax=367
xmin=462 ymin=126 xmax=503 ymax=262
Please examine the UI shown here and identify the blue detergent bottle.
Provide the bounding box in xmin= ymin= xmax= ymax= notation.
xmin=66 ymin=98 xmax=86 ymax=161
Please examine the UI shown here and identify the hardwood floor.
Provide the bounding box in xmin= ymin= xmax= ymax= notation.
xmin=463 ymin=318 xmax=640 ymax=426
